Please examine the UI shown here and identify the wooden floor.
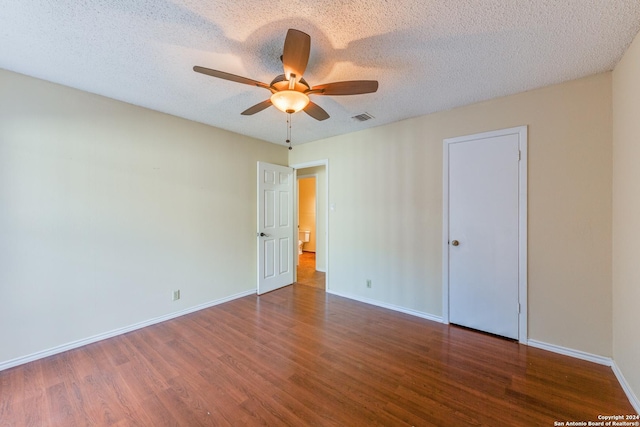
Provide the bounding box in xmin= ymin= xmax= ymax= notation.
xmin=296 ymin=251 xmax=325 ymax=290
xmin=0 ymin=285 xmax=634 ymax=426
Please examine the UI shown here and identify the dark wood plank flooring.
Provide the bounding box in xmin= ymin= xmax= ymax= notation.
xmin=0 ymin=285 xmax=634 ymax=426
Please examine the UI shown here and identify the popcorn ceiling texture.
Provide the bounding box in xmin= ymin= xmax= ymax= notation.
xmin=1 ymin=0 xmax=639 ymax=145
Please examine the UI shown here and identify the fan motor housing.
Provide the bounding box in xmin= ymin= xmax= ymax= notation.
xmin=270 ymin=74 xmax=310 ymax=93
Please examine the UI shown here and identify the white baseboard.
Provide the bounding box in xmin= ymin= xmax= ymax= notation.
xmin=611 ymin=361 xmax=640 ymax=414
xmin=526 ymin=340 xmax=640 ymax=414
xmin=0 ymin=289 xmax=256 ymax=372
xmin=4 ymin=288 xmax=638 ymax=415
xmin=527 ymin=339 xmax=613 ymax=366
xmin=326 ymin=290 xmax=444 ymax=324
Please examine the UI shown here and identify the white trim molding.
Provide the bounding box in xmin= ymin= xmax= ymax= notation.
xmin=290 ymin=159 xmax=330 ymax=291
xmin=327 ymin=289 xmax=444 ymax=324
xmin=0 ymin=289 xmax=256 ymax=372
xmin=527 ymin=340 xmax=639 ymax=413
xmin=328 ymin=289 xmax=639 ymax=415
xmin=442 ymin=125 xmax=528 ymax=344
xmin=527 ymin=339 xmax=612 ymax=366
xmin=611 ymin=361 xmax=640 ymax=414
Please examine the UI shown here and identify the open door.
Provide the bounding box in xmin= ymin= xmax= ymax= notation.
xmin=257 ymin=162 xmax=294 ymax=295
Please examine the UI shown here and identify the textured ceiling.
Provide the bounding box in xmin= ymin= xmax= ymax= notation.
xmin=1 ymin=1 xmax=639 ymax=146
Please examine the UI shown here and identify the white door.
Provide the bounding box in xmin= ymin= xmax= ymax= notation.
xmin=257 ymin=162 xmax=294 ymax=295
xmin=445 ymin=127 xmax=526 ymax=340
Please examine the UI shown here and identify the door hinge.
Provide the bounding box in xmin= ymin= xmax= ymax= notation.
xmin=518 ymin=150 xmax=521 ymax=161
xmin=518 ymin=303 xmax=521 ymax=314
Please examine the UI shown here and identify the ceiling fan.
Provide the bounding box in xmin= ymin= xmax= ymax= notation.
xmin=193 ymin=29 xmax=378 ymax=121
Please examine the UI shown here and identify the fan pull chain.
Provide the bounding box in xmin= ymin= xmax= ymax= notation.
xmin=286 ymin=113 xmax=293 ymax=150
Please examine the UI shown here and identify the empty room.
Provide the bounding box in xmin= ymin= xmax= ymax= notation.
xmin=1 ymin=1 xmax=639 ymax=425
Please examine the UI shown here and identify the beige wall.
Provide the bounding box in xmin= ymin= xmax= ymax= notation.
xmin=613 ymin=31 xmax=640 ymax=408
xmin=0 ymin=69 xmax=287 ymax=365
xmin=290 ymin=73 xmax=613 ymax=357
xmin=2 ymin=59 xmax=632 ymax=395
xmin=298 ymin=177 xmax=316 ymax=252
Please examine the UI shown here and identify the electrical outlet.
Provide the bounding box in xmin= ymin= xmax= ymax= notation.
xmin=172 ymin=290 xmax=180 ymax=301
xmin=366 ymin=279 xmax=372 ymax=288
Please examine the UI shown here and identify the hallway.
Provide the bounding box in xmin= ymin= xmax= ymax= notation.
xmin=296 ymin=252 xmax=325 ymax=290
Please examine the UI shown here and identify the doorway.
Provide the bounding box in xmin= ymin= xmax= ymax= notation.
xmin=442 ymin=126 xmax=527 ymax=343
xmin=293 ymin=161 xmax=328 ymax=290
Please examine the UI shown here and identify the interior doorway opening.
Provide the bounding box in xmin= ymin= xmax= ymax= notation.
xmin=295 ymin=163 xmax=327 ymax=290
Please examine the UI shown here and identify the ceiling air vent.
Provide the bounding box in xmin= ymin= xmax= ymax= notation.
xmin=352 ymin=112 xmax=374 ymax=122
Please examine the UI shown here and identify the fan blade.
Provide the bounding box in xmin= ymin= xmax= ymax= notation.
xmin=241 ymin=99 xmax=272 ymax=115
xmin=303 ymin=101 xmax=330 ymax=121
xmin=193 ymin=66 xmax=270 ymax=89
xmin=311 ymin=80 xmax=378 ymax=96
xmin=282 ymin=29 xmax=310 ymax=81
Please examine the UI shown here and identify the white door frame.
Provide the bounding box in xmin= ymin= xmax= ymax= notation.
xmin=442 ymin=126 xmax=528 ymax=343
xmin=290 ymin=159 xmax=329 ymax=290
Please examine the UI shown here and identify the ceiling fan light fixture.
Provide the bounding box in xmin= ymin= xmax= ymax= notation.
xmin=193 ymin=29 xmax=377 ymax=122
xmin=270 ymin=90 xmax=309 ymax=114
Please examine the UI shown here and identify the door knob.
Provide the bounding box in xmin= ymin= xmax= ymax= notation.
xmin=451 ymin=240 xmax=460 ymax=246
xmin=258 ymin=232 xmax=270 ymax=237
